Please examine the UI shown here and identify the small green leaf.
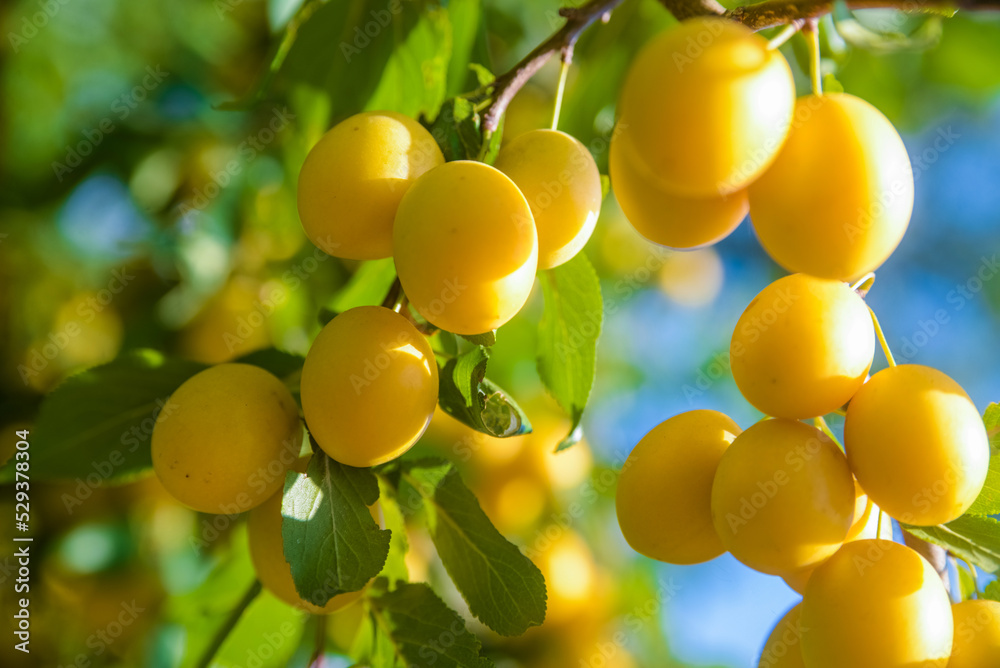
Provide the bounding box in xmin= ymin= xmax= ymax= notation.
xmin=903 ymin=515 xmax=1000 ymax=573
xmin=957 ymin=561 xmax=977 ymax=601
xmin=468 ymin=63 xmax=495 ymax=87
xmin=460 ymin=330 xmax=497 ymax=347
xmin=961 ymin=405 xmax=1000 ymax=515
xmin=369 ymin=582 xmax=494 ymax=668
xmin=398 ymin=458 xmax=547 ymax=636
xmin=1 ymin=350 xmax=205 ymax=483
xmin=281 ymin=453 xmax=391 ymax=605
xmin=423 ymin=97 xmax=481 ymax=162
xmin=985 ymin=403 xmax=1000 ymax=451
xmin=437 ymin=348 xmax=531 ymax=438
xmin=377 ymin=476 xmax=409 ymax=587
xmin=984 ymin=580 xmax=1000 ymax=602
xmin=537 ymin=253 xmax=603 ymax=450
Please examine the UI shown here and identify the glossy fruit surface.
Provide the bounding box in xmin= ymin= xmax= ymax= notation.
xmin=711 ymin=418 xmax=855 ymax=575
xmin=301 ymin=306 xmax=438 ymax=467
xmin=749 ymin=93 xmax=913 ymax=280
xmin=494 ymin=129 xmax=602 ymax=269
xmin=609 ymin=132 xmax=748 ymax=249
xmin=950 ymin=599 xmax=1000 ymax=668
xmin=845 ymin=364 xmax=989 ymax=525
xmin=730 ymin=273 xmax=875 ymax=419
xmin=393 ymin=160 xmax=538 ymax=335
xmin=801 ymin=539 xmax=953 ymax=668
xmin=297 ymin=110 xmax=444 ymax=260
xmin=616 ymin=410 xmax=741 ymax=564
xmin=152 ymin=363 xmax=301 ymax=513
xmin=781 ymin=483 xmax=893 ymax=593
xmin=617 ymin=17 xmax=795 ymax=196
xmin=758 ymin=604 xmax=805 ymax=668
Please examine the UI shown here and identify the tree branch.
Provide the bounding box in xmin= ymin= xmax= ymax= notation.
xmin=662 ymin=0 xmax=1000 ymax=31
xmin=482 ymin=0 xmax=626 ymax=132
xmin=481 ymin=0 xmax=999 ymax=133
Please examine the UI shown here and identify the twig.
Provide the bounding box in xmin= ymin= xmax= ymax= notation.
xmin=721 ymin=0 xmax=1000 ymax=31
xmin=194 ymin=580 xmax=262 ymax=668
xmin=482 ymin=0 xmax=626 ymax=132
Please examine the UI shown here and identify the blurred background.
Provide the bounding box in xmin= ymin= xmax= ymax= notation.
xmin=1 ymin=0 xmax=999 ymax=666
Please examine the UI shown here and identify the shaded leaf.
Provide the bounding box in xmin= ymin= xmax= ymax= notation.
xmin=281 ymin=453 xmax=390 ymax=605
xmin=1 ymin=350 xmax=205 ymax=483
xmin=398 ymin=458 xmax=546 ymax=636
xmin=369 ymin=582 xmax=494 ymax=668
xmin=437 ymin=347 xmax=531 ymax=438
xmin=537 ymin=253 xmax=602 ymax=450
xmin=903 ymin=515 xmax=1000 ymax=573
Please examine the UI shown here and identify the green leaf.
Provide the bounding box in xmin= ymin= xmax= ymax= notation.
xmin=398 ymin=458 xmax=546 ymax=636
xmin=437 ymin=347 xmax=532 ymax=438
xmin=984 ymin=580 xmax=1000 ymax=602
xmin=903 ymin=515 xmax=1000 ymax=573
xmin=377 ymin=476 xmax=410 ymax=587
xmin=329 ymin=258 xmax=397 ymax=312
xmin=468 ymin=63 xmax=495 ymax=88
xmin=233 ymin=348 xmax=305 ymax=380
xmin=0 ymin=350 xmax=205 ymax=483
xmin=365 ymin=5 xmax=452 ymax=119
xmin=460 ymin=330 xmax=497 ymax=347
xmin=281 ymin=453 xmax=391 ymax=605
xmin=957 ymin=561 xmax=977 ymax=601
xmin=447 ymin=0 xmax=492 ymax=95
xmin=985 ymin=403 xmax=1000 ymax=451
xmin=369 ymin=582 xmax=494 ymax=668
xmin=537 ymin=253 xmax=603 ymax=451
xmin=961 ymin=405 xmax=1000 ymax=516
xmin=422 ymin=97 xmax=483 ymax=162
xmin=966 ymin=454 xmax=1000 ymax=516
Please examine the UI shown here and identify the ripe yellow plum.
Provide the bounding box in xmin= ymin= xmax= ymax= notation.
xmin=758 ymin=604 xmax=806 ymax=668
xmin=616 ymin=410 xmax=741 ymax=564
xmin=950 ymin=599 xmax=1000 ymax=668
xmin=494 ymin=129 xmax=602 ymax=269
xmin=609 ymin=132 xmax=748 ymax=249
xmin=801 ymin=539 xmax=953 ymax=668
xmin=781 ymin=483 xmax=893 ymax=593
xmin=152 ymin=363 xmax=302 ymax=513
xmin=301 ymin=306 xmax=438 ymax=468
xmin=393 ymin=160 xmax=538 ymax=334
xmin=711 ymin=419 xmax=855 ymax=575
xmin=749 ymin=93 xmax=913 ymax=280
xmin=730 ymin=273 xmax=875 ymax=419
xmin=617 ymin=17 xmax=795 ymax=196
xmin=297 ymin=111 xmax=444 ymax=260
xmin=845 ymin=364 xmax=989 ymax=526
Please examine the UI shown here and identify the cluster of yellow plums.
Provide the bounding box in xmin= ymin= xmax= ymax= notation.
xmin=611 ymin=17 xmax=912 ymax=282
xmin=613 ymin=16 xmax=997 ymax=667
xmin=148 ymin=97 xmax=608 ymax=612
xmin=616 ymin=289 xmax=991 ymax=665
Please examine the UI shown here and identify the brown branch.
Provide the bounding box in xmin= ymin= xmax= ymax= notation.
xmin=482 ymin=0 xmax=998 ymax=134
xmin=482 ymin=0 xmax=626 ymax=132
xmin=660 ymin=0 xmax=1000 ymax=31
